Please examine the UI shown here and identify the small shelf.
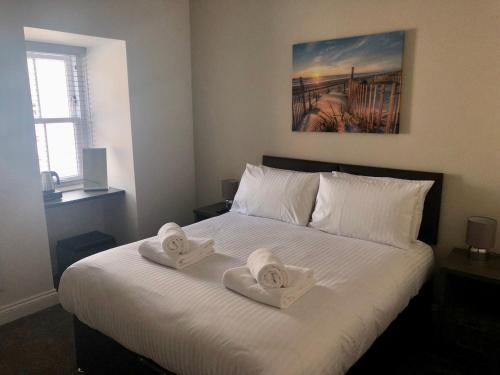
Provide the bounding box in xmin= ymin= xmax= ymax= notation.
xmin=44 ymin=187 xmax=125 ymax=208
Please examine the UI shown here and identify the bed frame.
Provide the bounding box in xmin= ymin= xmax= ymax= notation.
xmin=73 ymin=155 xmax=443 ymax=374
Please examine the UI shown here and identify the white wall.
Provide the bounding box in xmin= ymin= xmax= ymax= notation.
xmin=190 ymin=0 xmax=500 ymax=256
xmin=0 ymin=2 xmax=56 ymax=320
xmin=0 ymin=0 xmax=195 ymax=323
xmin=87 ymin=39 xmax=140 ymax=244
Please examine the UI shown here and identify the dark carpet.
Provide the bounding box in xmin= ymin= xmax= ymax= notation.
xmin=0 ymin=305 xmax=77 ymax=375
xmin=0 ymin=305 xmax=467 ymax=375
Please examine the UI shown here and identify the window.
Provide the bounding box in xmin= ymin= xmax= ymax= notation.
xmin=26 ymin=43 xmax=92 ymax=182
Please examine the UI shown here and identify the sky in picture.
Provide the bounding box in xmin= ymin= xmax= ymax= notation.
xmin=293 ymin=31 xmax=404 ymax=79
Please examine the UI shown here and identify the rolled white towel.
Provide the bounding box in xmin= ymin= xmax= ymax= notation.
xmin=158 ymin=223 xmax=187 ymax=256
xmin=247 ymin=248 xmax=289 ymax=289
xmin=189 ymin=237 xmax=215 ymax=252
xmin=139 ymin=239 xmax=214 ymax=269
xmin=222 ymin=265 xmax=315 ymax=309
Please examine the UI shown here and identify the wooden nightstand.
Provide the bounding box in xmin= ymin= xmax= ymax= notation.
xmin=438 ymin=248 xmax=500 ymax=374
xmin=193 ymin=202 xmax=230 ymax=222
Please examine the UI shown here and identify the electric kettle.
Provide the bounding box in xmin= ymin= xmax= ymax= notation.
xmin=41 ymin=171 xmax=60 ymax=193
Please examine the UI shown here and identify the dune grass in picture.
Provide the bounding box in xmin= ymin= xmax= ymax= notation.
xmin=292 ymin=31 xmax=405 ymax=133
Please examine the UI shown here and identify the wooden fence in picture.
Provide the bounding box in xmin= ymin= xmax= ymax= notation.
xmin=346 ymin=72 xmax=401 ymax=132
xmin=292 ymin=77 xmax=347 ymax=131
xmin=292 ymin=70 xmax=402 ymax=132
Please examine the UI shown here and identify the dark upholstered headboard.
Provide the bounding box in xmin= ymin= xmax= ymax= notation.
xmin=262 ymin=155 xmax=443 ymax=245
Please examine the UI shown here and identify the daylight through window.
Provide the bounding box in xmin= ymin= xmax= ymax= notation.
xmin=26 ymin=45 xmax=92 ymax=182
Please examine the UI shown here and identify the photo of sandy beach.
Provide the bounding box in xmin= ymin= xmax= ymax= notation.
xmin=292 ymin=31 xmax=405 ymax=133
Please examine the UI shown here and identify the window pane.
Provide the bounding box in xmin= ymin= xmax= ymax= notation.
xmin=46 ymin=122 xmax=78 ymax=178
xmin=35 ymin=58 xmax=70 ymax=118
xmin=27 ymin=58 xmax=41 ymax=119
xmin=35 ymin=123 xmax=49 ymax=172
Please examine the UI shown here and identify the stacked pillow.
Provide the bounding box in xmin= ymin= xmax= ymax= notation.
xmin=230 ymin=164 xmax=319 ymax=226
xmin=310 ymin=172 xmax=434 ymax=249
xmin=231 ymin=164 xmax=434 ymax=248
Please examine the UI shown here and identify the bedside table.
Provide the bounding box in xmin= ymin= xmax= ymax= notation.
xmin=193 ymin=202 xmax=230 ymax=222
xmin=438 ymin=248 xmax=500 ymax=374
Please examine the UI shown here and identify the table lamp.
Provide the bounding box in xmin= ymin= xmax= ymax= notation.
xmin=466 ymin=216 xmax=497 ymax=260
xmin=221 ymin=179 xmax=239 ymax=208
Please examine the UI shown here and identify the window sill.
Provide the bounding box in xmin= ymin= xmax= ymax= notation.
xmin=57 ymin=182 xmax=84 ymax=192
xmin=44 ymin=187 xmax=125 ymax=209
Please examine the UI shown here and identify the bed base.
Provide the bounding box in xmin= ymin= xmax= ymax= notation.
xmin=73 ymin=281 xmax=433 ymax=374
xmin=347 ymin=280 xmax=433 ymax=374
xmin=74 ymin=317 xmax=173 ymax=375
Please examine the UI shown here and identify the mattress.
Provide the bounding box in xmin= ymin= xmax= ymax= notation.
xmin=59 ymin=212 xmax=434 ymax=375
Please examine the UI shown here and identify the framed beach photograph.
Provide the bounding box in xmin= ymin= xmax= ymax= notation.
xmin=292 ymin=31 xmax=405 ymax=133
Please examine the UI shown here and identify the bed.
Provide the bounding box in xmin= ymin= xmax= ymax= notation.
xmin=59 ymin=155 xmax=443 ymax=374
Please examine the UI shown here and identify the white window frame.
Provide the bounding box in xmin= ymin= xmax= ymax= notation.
xmin=26 ymin=41 xmax=92 ymax=185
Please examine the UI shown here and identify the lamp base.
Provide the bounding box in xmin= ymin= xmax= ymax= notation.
xmin=469 ymin=246 xmax=489 ymax=261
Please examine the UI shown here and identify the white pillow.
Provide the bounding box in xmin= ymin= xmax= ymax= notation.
xmin=332 ymin=172 xmax=434 ymax=241
xmin=230 ymin=164 xmax=319 ymax=226
xmin=310 ymin=172 xmax=434 ymax=249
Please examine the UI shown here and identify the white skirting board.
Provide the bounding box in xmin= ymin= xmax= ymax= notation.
xmin=0 ymin=289 xmax=59 ymax=326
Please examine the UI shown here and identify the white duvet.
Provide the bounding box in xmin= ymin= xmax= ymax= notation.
xmin=59 ymin=212 xmax=433 ymax=375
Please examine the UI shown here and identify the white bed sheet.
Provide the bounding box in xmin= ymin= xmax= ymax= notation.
xmin=59 ymin=212 xmax=434 ymax=375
